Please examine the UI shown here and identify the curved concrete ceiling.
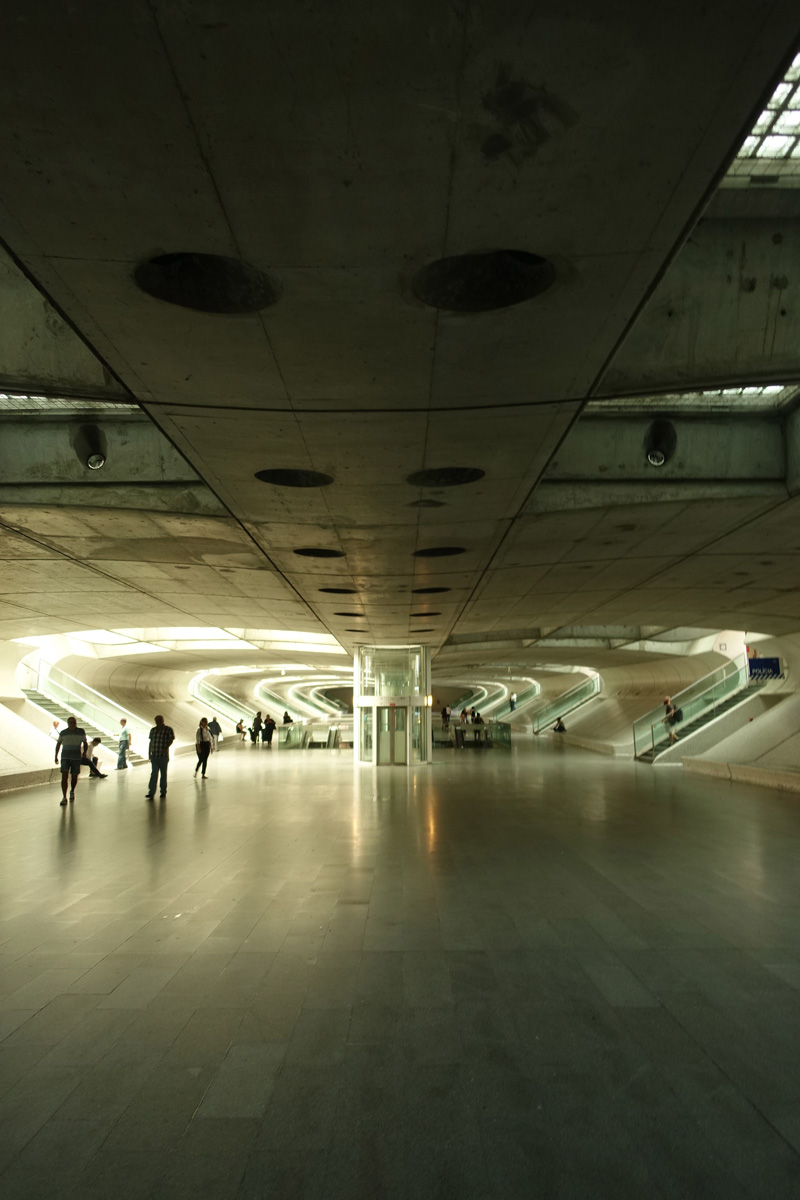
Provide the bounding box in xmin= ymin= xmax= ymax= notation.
xmin=0 ymin=2 xmax=799 ymax=670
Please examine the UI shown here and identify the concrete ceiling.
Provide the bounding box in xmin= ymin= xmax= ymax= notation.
xmin=1 ymin=1 xmax=800 ymax=673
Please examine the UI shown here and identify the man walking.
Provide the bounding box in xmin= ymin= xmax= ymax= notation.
xmin=208 ymin=715 xmax=221 ymax=753
xmin=146 ymin=714 xmax=175 ymax=801
xmin=117 ymin=718 xmax=131 ymax=770
xmin=54 ymin=715 xmax=88 ymax=806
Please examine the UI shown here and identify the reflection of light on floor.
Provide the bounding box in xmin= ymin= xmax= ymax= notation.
xmin=427 ymin=803 xmax=437 ymax=855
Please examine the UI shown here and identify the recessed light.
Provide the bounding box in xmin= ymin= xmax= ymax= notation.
xmin=410 ymin=629 xmax=435 ymax=633
xmin=413 ymin=546 xmax=465 ymax=558
xmin=408 ymin=499 xmax=446 ymax=508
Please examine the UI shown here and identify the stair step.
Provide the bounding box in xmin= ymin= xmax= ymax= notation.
xmin=23 ymin=687 xmax=146 ymax=764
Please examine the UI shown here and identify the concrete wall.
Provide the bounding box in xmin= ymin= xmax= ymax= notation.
xmin=678 ymin=632 xmax=800 ymax=792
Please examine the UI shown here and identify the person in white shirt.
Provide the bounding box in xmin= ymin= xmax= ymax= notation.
xmin=117 ymin=718 xmax=132 ymax=769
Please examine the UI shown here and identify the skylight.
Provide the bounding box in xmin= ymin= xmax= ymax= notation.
xmin=0 ymin=392 xmax=138 ymax=413
xmin=728 ymin=53 xmax=800 ymax=182
xmin=589 ymin=384 xmax=797 ymax=413
xmin=67 ymin=629 xmax=136 ymax=645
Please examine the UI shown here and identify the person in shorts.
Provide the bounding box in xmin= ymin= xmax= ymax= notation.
xmin=54 ymin=716 xmax=88 ymax=806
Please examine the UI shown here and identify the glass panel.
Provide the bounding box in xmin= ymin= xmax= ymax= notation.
xmin=393 ymin=707 xmax=407 ymax=764
xmin=361 ymin=709 xmax=373 ymax=762
xmin=357 ymin=646 xmax=424 ymax=696
xmin=30 ymin=659 xmax=149 ymax=746
xmin=529 ymin=675 xmax=601 ymax=734
xmin=631 ymin=654 xmax=747 ymax=757
xmin=411 ymin=707 xmax=423 ymax=761
xmin=377 ymin=708 xmax=392 ymax=764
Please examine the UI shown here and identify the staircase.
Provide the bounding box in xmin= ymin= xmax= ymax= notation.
xmin=637 ymin=681 xmax=765 ymax=764
xmin=23 ymin=688 xmax=147 ymax=767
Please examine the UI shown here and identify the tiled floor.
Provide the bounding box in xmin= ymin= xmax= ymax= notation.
xmin=1 ymin=739 xmax=800 ymax=1198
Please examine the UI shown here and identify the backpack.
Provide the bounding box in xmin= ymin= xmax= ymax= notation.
xmin=672 ymin=708 xmax=683 ymax=723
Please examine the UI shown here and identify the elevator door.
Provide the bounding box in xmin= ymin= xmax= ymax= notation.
xmin=376 ymin=706 xmax=407 ymax=765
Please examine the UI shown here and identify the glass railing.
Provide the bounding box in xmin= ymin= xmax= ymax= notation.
xmin=279 ymin=719 xmax=354 ymax=749
xmin=487 ymin=721 xmax=511 ymax=748
xmin=191 ymin=677 xmax=254 ymax=726
xmin=505 ymin=681 xmax=541 ymax=716
xmin=22 ymin=658 xmax=151 ymax=748
xmin=632 ymin=653 xmax=748 ymax=758
xmin=530 ymin=674 xmax=602 ymax=734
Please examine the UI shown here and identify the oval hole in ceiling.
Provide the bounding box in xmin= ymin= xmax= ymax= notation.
xmin=411 ymin=249 xmax=555 ymax=312
xmin=134 ymin=252 xmax=279 ymax=313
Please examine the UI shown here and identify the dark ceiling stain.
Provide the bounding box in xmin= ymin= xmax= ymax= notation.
xmin=481 ymin=64 xmax=577 ymax=162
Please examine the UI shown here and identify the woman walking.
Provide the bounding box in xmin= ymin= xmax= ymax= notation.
xmin=195 ymin=717 xmax=213 ymax=778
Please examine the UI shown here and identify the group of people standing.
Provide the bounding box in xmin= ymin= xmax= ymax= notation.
xmin=249 ymin=711 xmax=276 ymax=746
xmin=240 ymin=710 xmax=291 ymax=746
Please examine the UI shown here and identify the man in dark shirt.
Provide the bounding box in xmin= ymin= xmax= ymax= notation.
xmin=55 ymin=716 xmax=87 ymax=806
xmin=146 ymin=714 xmax=175 ymax=801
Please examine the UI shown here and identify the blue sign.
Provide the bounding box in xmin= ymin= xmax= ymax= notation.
xmin=748 ymin=657 xmax=782 ymax=681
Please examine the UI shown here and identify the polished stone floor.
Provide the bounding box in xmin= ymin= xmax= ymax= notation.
xmin=1 ymin=739 xmax=800 ymax=1198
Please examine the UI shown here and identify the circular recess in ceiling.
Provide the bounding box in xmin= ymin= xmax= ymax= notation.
xmin=410 ymin=629 xmax=435 ymax=634
xmin=344 ymin=629 xmax=365 ymax=633
xmin=254 ymin=468 xmax=333 ymax=488
xmin=294 ymin=548 xmax=345 ymax=558
xmin=318 ymin=587 xmax=357 ymax=594
xmin=334 ymin=612 xmax=363 ymax=617
xmin=410 ymin=612 xmax=441 ymax=617
xmin=412 ymin=586 xmax=451 ymax=594
xmin=413 ymin=546 xmax=465 ymax=558
xmin=407 ymin=467 xmax=485 ymax=488
xmin=134 ymin=252 xmax=279 ymax=313
xmin=408 ymin=499 xmax=446 ymax=508
xmin=411 ymin=250 xmax=555 ymax=312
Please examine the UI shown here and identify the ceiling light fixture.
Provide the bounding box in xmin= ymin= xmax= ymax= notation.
xmin=644 ymin=418 xmax=677 ymax=468
xmin=73 ymin=424 xmax=108 ymax=472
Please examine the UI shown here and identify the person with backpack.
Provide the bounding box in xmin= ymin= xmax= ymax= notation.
xmin=663 ymin=697 xmax=682 ymax=745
